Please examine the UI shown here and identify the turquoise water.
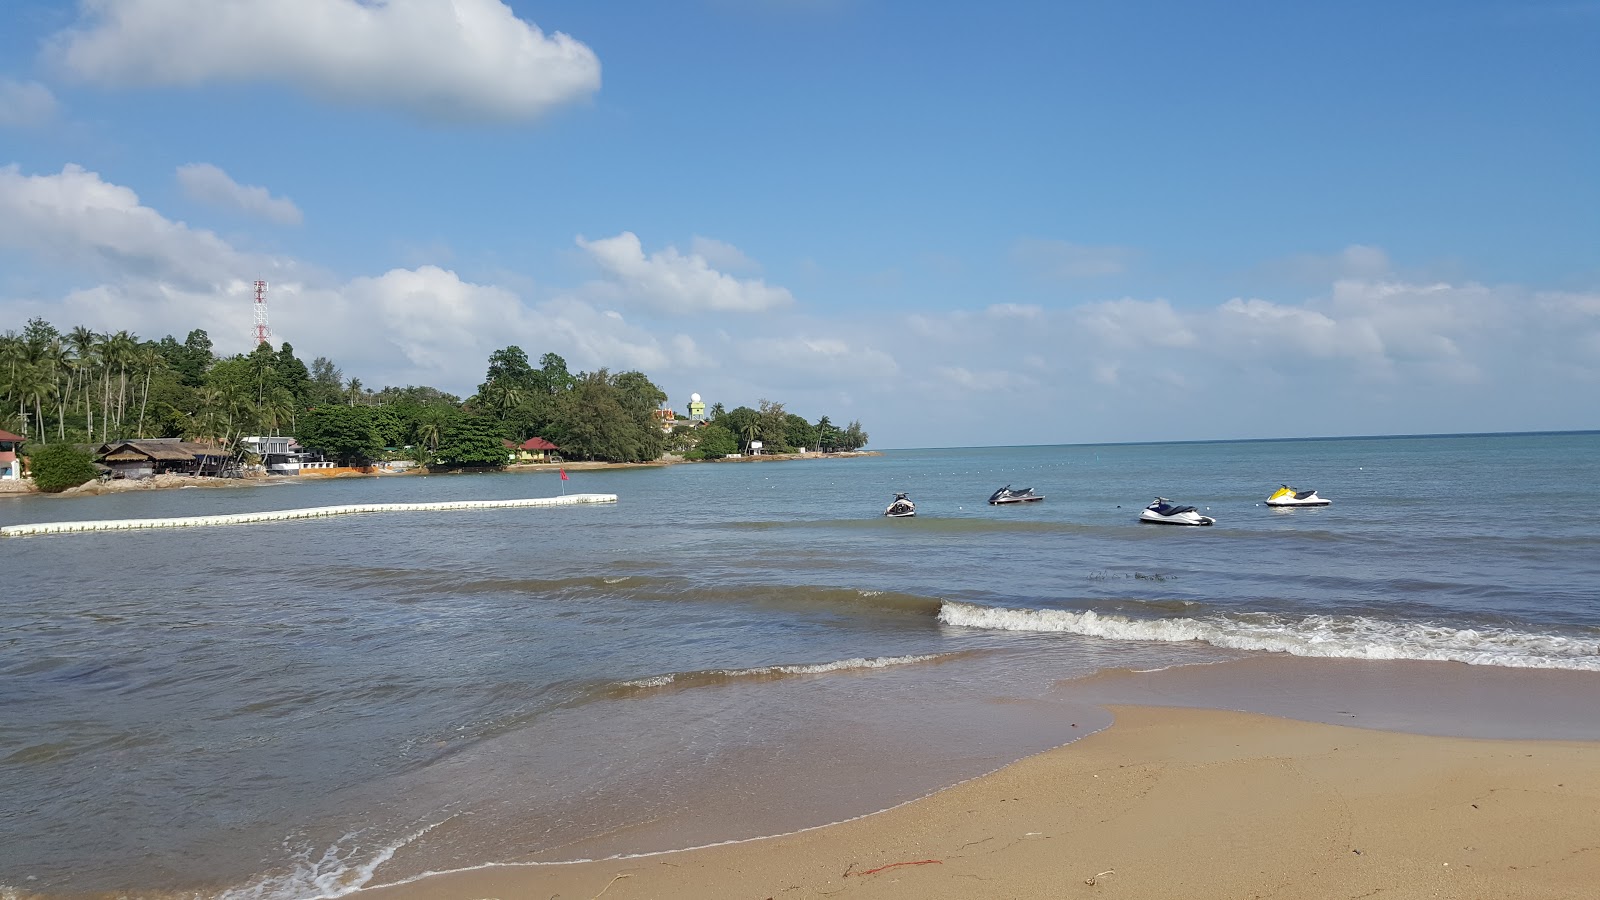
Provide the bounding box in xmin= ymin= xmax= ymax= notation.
xmin=2 ymin=432 xmax=1597 ymax=897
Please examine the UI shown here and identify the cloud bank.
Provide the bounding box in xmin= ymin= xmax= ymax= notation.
xmin=577 ymin=232 xmax=795 ymax=314
xmin=47 ymin=0 xmax=601 ymax=123
xmin=176 ymin=163 xmax=303 ymax=225
xmin=3 ymin=164 xmax=1594 ymax=446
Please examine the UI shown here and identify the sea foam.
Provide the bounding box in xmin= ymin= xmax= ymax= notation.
xmin=937 ymin=601 xmax=1600 ymax=671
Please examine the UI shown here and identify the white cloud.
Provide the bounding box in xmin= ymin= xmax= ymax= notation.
xmin=176 ymin=163 xmax=303 ymax=225
xmin=0 ymin=163 xmax=262 ymax=287
xmin=1268 ymin=244 xmax=1394 ymax=283
xmin=0 ymin=164 xmax=705 ymax=394
xmin=577 ymin=231 xmax=795 ymax=314
xmin=47 ymin=0 xmax=600 ymax=123
xmin=1076 ymin=298 xmax=1196 ymax=349
xmin=736 ymin=335 xmax=898 ymax=378
xmin=690 ymin=236 xmax=760 ymax=273
xmin=0 ymin=79 xmax=58 ymax=128
xmin=936 ymin=366 xmax=1036 ymax=392
xmin=986 ymin=302 xmax=1042 ymax=319
xmin=1012 ymin=238 xmax=1134 ymax=278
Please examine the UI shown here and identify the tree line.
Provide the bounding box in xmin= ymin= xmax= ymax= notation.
xmin=1 ymin=318 xmax=870 ymax=469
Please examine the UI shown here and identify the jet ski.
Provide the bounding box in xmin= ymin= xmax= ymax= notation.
xmin=1139 ymin=497 xmax=1215 ymax=526
xmin=1266 ymin=484 xmax=1330 ymax=507
xmin=885 ymin=492 xmax=916 ymax=518
xmin=989 ymin=485 xmax=1044 ymax=505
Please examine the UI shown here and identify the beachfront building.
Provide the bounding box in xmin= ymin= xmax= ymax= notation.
xmin=651 ymin=407 xmax=678 ymax=434
xmin=97 ymin=439 xmax=229 ymax=479
xmin=0 ymin=429 xmax=22 ymax=480
xmin=687 ymin=392 xmax=706 ymax=422
xmin=504 ymin=437 xmax=560 ymax=463
xmin=240 ymin=435 xmax=304 ymax=476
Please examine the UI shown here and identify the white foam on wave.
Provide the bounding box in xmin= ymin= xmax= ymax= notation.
xmin=215 ymin=817 xmax=454 ymax=900
xmin=938 ymin=601 xmax=1600 ymax=671
xmin=620 ymin=654 xmax=942 ymax=689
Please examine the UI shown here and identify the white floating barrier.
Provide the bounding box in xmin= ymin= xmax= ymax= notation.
xmin=0 ymin=493 xmax=618 ymax=537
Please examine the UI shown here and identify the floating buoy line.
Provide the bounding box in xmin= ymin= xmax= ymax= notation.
xmin=0 ymin=493 xmax=618 ymax=537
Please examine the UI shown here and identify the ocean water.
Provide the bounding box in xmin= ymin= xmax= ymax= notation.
xmin=2 ymin=432 xmax=1598 ymax=898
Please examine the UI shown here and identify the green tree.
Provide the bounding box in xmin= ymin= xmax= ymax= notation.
xmin=434 ymin=415 xmax=509 ymax=467
xmin=308 ymin=357 xmax=344 ymax=406
xmin=299 ymin=405 xmax=382 ymax=464
xmin=784 ymin=413 xmax=818 ymax=451
xmin=548 ymin=371 xmax=641 ymax=462
xmin=757 ymin=399 xmax=792 ymax=451
xmin=29 ymin=443 xmax=98 ymax=493
xmin=695 ymin=423 xmax=738 ymax=458
xmin=841 ymin=419 xmax=869 ymax=450
xmin=721 ymin=406 xmax=760 ymax=451
xmin=538 ymin=352 xmax=575 ymax=395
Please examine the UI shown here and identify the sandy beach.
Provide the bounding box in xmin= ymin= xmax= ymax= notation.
xmin=357 ymin=704 xmax=1600 ymax=900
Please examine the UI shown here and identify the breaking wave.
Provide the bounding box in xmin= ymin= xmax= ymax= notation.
xmin=937 ymin=601 xmax=1600 ymax=671
xmin=610 ymin=653 xmax=956 ymax=696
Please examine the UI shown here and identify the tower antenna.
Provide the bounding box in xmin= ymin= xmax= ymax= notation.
xmin=253 ymin=280 xmax=271 ymax=345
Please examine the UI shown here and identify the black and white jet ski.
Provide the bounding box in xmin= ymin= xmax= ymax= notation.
xmin=988 ymin=485 xmax=1044 ymax=505
xmin=885 ymin=493 xmax=916 ymax=518
xmin=1266 ymin=484 xmax=1330 ymax=507
xmin=1139 ymin=497 xmax=1215 ymax=526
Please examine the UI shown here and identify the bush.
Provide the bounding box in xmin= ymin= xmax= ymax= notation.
xmin=29 ymin=444 xmax=99 ymax=493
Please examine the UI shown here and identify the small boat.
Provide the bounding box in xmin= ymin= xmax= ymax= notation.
xmin=885 ymin=493 xmax=916 ymax=518
xmin=1266 ymin=484 xmax=1330 ymax=507
xmin=989 ymin=485 xmax=1044 ymax=505
xmin=1139 ymin=497 xmax=1215 ymax=526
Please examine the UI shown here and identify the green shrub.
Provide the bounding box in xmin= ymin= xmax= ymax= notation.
xmin=29 ymin=444 xmax=99 ymax=493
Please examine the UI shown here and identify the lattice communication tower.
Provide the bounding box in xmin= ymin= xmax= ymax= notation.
xmin=253 ymin=280 xmax=272 ymax=345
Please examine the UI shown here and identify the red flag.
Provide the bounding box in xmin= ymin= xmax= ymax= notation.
xmin=559 ymin=468 xmax=568 ymax=480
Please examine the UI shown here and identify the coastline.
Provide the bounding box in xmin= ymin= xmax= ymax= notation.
xmin=0 ymin=450 xmax=884 ymax=499
xmin=355 ymin=703 xmax=1600 ymax=900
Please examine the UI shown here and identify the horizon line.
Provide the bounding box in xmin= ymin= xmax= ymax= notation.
xmin=878 ymin=428 xmax=1600 ymax=453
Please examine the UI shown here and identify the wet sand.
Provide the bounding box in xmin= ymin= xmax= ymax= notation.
xmin=356 ymin=703 xmax=1600 ymax=900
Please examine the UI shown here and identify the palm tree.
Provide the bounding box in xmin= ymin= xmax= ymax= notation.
xmin=66 ymin=327 xmax=99 ymax=438
xmin=345 ymin=377 xmax=363 ymax=407
xmin=489 ymin=380 xmax=525 ymax=418
xmin=0 ymin=333 xmax=25 ymax=426
xmin=8 ymin=363 xmax=50 ymax=444
xmin=416 ymin=419 xmax=441 ymax=453
xmin=263 ymin=388 xmax=296 ymax=436
xmin=42 ymin=338 xmax=73 ymax=440
xmin=135 ymin=346 xmax=165 ymax=438
xmin=103 ymin=330 xmax=138 ymax=433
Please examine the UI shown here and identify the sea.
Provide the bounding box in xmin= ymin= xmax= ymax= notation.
xmin=2 ymin=432 xmax=1598 ymax=899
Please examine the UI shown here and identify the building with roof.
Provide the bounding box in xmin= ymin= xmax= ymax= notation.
xmin=503 ymin=436 xmax=560 ymax=463
xmin=0 ymin=429 xmax=22 ymax=481
xmin=97 ymin=439 xmax=230 ymax=479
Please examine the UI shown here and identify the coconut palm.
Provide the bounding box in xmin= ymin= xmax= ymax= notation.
xmin=66 ymin=327 xmax=100 ymax=438
xmin=135 ymin=346 xmax=165 ymax=438
xmin=416 ymin=419 xmax=441 ymax=452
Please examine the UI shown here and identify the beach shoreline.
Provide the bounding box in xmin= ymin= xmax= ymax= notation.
xmin=354 ymin=702 xmax=1600 ymax=900
xmin=0 ymin=450 xmax=884 ymax=499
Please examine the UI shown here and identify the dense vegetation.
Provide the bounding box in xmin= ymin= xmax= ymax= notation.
xmin=26 ymin=443 xmax=98 ymax=493
xmin=1 ymin=317 xmax=869 ymax=467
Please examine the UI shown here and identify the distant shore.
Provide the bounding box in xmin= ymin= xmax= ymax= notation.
xmin=1 ymin=450 xmax=883 ymax=498
xmin=357 ymin=704 xmax=1600 ymax=900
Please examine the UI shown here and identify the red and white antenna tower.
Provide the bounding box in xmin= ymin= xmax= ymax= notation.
xmin=252 ymin=280 xmax=272 ymax=345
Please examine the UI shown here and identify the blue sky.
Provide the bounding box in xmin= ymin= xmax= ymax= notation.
xmin=1 ymin=0 xmax=1596 ymax=448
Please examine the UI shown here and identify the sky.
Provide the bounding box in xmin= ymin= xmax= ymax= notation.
xmin=0 ymin=0 xmax=1596 ymax=448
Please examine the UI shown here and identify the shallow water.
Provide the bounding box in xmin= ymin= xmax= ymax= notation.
xmin=2 ymin=432 xmax=1597 ymax=897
